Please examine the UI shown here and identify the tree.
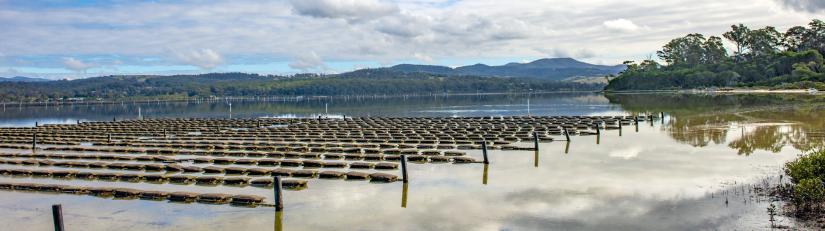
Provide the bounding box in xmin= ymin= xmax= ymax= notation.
xmin=703 ymin=36 xmax=728 ymax=64
xmin=784 ymin=26 xmax=808 ymax=52
xmin=723 ymin=24 xmax=751 ymax=62
xmin=636 ymin=60 xmax=660 ymax=72
xmin=606 ymin=20 xmax=825 ymax=91
xmin=747 ymin=26 xmax=782 ymax=59
xmin=804 ymin=19 xmax=825 ymax=55
xmin=622 ymin=61 xmax=639 ymax=73
xmin=658 ymin=33 xmax=707 ymax=67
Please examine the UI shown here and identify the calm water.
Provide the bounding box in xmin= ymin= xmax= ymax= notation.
xmin=1 ymin=92 xmax=824 ymax=230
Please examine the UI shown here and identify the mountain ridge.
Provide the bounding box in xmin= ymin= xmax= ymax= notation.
xmin=380 ymin=58 xmax=625 ymax=80
xmin=0 ymin=76 xmax=52 ymax=82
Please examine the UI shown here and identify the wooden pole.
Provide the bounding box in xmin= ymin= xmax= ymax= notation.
xmin=660 ymin=112 xmax=665 ymax=124
xmin=401 ymin=183 xmax=408 ymax=208
xmin=481 ymin=139 xmax=489 ymax=164
xmin=52 ymin=204 xmax=64 ymax=231
xmin=532 ymin=132 xmax=539 ymax=151
xmin=482 ymin=163 xmax=488 ymax=185
xmin=273 ymin=176 xmax=283 ymax=211
xmin=619 ymin=122 xmax=623 ymax=137
xmin=563 ymin=128 xmax=570 ymax=142
xmin=400 ymin=154 xmax=409 ymax=183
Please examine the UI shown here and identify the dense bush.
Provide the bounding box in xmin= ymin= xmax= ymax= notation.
xmin=786 ymin=150 xmax=825 ymax=184
xmin=793 ymin=178 xmax=825 ymax=211
xmin=786 ymin=150 xmax=825 ymax=211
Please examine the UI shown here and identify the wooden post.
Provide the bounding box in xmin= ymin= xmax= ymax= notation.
xmin=482 ymin=163 xmax=488 ymax=185
xmin=52 ymin=204 xmax=64 ymax=231
xmin=595 ymin=123 xmax=600 ymax=136
xmin=400 ymin=154 xmax=409 ymax=183
xmin=481 ymin=139 xmax=489 ymax=164
xmin=401 ymin=182 xmax=408 ymax=208
xmin=273 ymin=176 xmax=283 ymax=211
xmin=660 ymin=112 xmax=665 ymax=124
xmin=564 ymin=140 xmax=570 ymax=154
xmin=619 ymin=122 xmax=623 ymax=137
xmin=563 ymin=128 xmax=570 ymax=142
xmin=532 ymin=132 xmax=539 ymax=151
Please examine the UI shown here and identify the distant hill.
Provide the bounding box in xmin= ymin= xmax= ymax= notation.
xmin=0 ymin=76 xmax=51 ymax=82
xmin=377 ymin=58 xmax=625 ymax=81
xmin=0 ymin=72 xmax=604 ymax=101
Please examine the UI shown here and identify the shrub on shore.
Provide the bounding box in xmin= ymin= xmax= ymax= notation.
xmin=785 ymin=150 xmax=825 ymax=214
xmin=793 ymin=178 xmax=825 ymax=212
xmin=785 ymin=150 xmax=825 ymax=184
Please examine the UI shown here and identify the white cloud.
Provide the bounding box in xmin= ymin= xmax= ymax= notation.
xmin=288 ymin=0 xmax=399 ymax=21
xmin=540 ymin=48 xmax=597 ymax=59
xmin=374 ymin=13 xmax=431 ymax=38
xmin=173 ymin=49 xmax=223 ymax=69
xmin=288 ymin=51 xmax=327 ymax=72
xmin=1 ymin=68 xmax=19 ymax=76
xmin=412 ymin=52 xmax=434 ymax=63
xmin=62 ymin=57 xmax=97 ymax=72
xmin=603 ymin=18 xmax=642 ymax=32
xmin=0 ymin=0 xmax=817 ymax=75
xmin=776 ymin=0 xmax=825 ymax=12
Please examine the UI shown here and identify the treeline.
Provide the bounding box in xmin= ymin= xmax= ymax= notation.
xmin=0 ymin=70 xmax=603 ymax=102
xmin=606 ymin=19 xmax=825 ymax=90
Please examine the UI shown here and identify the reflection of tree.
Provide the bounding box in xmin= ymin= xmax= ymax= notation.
xmin=608 ymin=93 xmax=825 ymax=155
xmin=666 ymin=115 xmax=732 ymax=147
xmin=728 ymin=125 xmax=825 ymax=155
xmin=786 ymin=126 xmax=825 ymax=153
xmin=728 ymin=126 xmax=786 ymax=155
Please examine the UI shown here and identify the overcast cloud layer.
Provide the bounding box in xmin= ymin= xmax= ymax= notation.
xmin=0 ymin=0 xmax=820 ymax=79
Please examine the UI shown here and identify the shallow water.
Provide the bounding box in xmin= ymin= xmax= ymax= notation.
xmin=1 ymin=92 xmax=824 ymax=230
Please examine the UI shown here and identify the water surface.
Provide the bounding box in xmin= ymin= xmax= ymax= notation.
xmin=1 ymin=92 xmax=823 ymax=230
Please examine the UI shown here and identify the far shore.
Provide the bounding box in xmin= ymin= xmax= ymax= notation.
xmin=604 ymin=88 xmax=820 ymax=94
xmin=5 ymin=89 xmax=821 ymax=108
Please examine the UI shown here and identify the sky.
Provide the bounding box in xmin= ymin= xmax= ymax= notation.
xmin=0 ymin=0 xmax=822 ymax=79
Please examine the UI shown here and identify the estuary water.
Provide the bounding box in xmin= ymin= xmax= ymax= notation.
xmin=0 ymin=92 xmax=823 ymax=230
